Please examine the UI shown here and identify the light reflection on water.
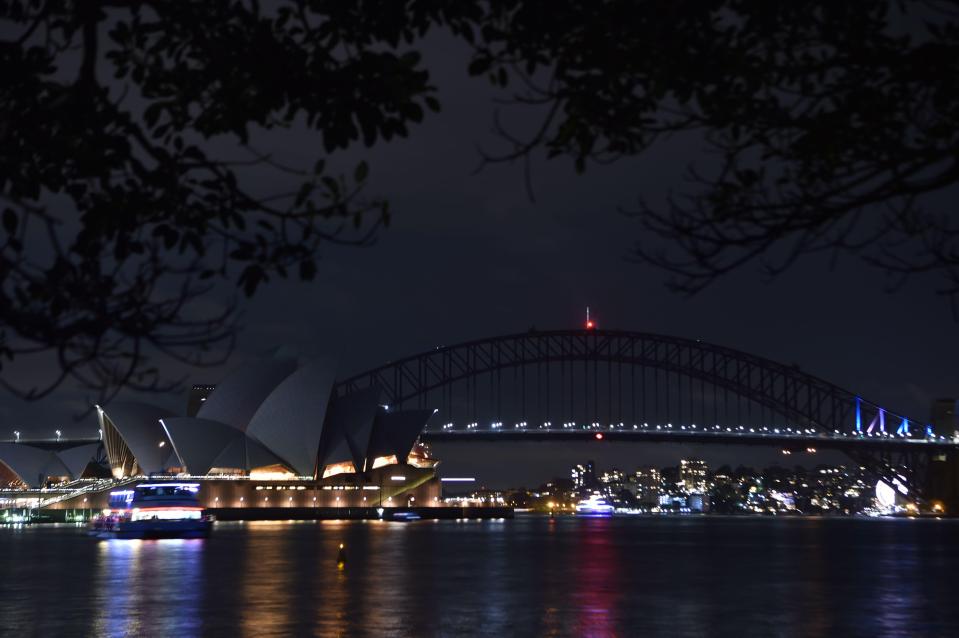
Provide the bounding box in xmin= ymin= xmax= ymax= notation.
xmin=93 ymin=538 xmax=204 ymax=637
xmin=0 ymin=517 xmax=957 ymax=637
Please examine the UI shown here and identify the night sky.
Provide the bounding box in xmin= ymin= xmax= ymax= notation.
xmin=5 ymin=31 xmax=957 ymax=488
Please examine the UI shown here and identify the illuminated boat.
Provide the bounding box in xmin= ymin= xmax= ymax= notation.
xmin=575 ymin=494 xmax=614 ymax=517
xmin=391 ymin=510 xmax=422 ymax=522
xmin=88 ymin=483 xmax=212 ymax=539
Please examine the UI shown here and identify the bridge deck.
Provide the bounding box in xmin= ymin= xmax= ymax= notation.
xmin=422 ymin=429 xmax=959 ymax=453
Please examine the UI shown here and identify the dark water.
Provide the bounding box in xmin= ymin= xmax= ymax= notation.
xmin=0 ymin=515 xmax=957 ymax=637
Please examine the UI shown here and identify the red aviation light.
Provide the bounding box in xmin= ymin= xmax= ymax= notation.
xmin=595 ymin=433 xmax=604 ymax=440
xmin=585 ymin=306 xmax=596 ymax=330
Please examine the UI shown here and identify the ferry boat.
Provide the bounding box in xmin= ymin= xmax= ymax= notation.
xmin=391 ymin=510 xmax=422 ymax=522
xmin=575 ymin=494 xmax=615 ymax=517
xmin=88 ymin=483 xmax=213 ymax=539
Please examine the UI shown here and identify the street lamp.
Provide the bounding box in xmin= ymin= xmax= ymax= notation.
xmin=13 ymin=431 xmax=20 ymax=442
xmin=55 ymin=429 xmax=61 ymax=441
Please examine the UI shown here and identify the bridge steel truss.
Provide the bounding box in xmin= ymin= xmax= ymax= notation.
xmin=335 ymin=329 xmax=919 ymax=437
xmin=336 ymin=329 xmax=959 ymax=504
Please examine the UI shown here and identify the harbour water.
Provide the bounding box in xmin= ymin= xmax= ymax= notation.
xmin=1 ymin=515 xmax=957 ymax=637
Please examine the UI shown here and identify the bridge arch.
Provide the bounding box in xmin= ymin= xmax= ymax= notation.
xmin=335 ymin=330 xmax=922 ymax=436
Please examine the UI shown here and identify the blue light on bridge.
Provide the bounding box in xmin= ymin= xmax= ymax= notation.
xmin=855 ymin=397 xmax=862 ymax=433
xmin=866 ymin=407 xmax=888 ymax=435
xmin=896 ymin=417 xmax=910 ymax=436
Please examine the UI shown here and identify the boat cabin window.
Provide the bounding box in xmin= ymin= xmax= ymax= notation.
xmin=134 ymin=484 xmax=200 ymax=501
xmin=108 ymin=491 xmax=134 ymax=508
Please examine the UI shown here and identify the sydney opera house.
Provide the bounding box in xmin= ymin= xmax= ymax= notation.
xmin=0 ymin=355 xmax=441 ymax=515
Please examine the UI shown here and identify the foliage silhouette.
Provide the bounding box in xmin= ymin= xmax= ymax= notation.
xmin=0 ymin=0 xmax=476 ymax=406
xmin=472 ymin=1 xmax=959 ymax=309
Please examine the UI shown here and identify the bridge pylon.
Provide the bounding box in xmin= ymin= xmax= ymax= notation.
xmin=929 ymin=450 xmax=959 ymax=513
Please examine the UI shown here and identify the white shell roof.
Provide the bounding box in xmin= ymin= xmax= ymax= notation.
xmin=161 ymin=417 xmax=242 ymax=475
xmin=246 ymin=358 xmax=338 ymax=476
xmin=56 ymin=443 xmax=102 ymax=478
xmin=161 ymin=417 xmax=290 ymax=475
xmin=368 ymin=409 xmax=434 ymax=463
xmin=85 ymin=358 xmax=434 ymax=480
xmin=0 ymin=443 xmax=73 ymax=487
xmin=317 ymin=387 xmax=381 ymax=472
xmin=98 ymin=402 xmax=175 ymax=474
xmin=196 ymin=357 xmax=298 ymax=431
xmin=209 ymin=432 xmax=288 ymax=472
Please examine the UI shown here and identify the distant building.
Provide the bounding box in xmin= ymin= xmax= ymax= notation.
xmin=571 ymin=460 xmax=598 ymax=491
xmin=634 ymin=467 xmax=662 ymax=504
xmin=932 ymin=398 xmax=957 ymax=437
xmin=599 ymin=468 xmax=625 ymax=486
xmin=680 ymin=458 xmax=708 ymax=494
xmin=687 ymin=493 xmax=709 ymax=513
xmin=186 ymin=384 xmax=216 ymax=417
xmin=660 ymin=465 xmax=680 ymax=492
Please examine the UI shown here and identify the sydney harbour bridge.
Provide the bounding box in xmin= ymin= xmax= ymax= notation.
xmin=335 ymin=328 xmax=959 ymax=509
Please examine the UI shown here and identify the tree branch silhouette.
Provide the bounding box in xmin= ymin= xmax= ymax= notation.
xmin=0 ymin=0 xmax=471 ymax=408
xmin=469 ymin=1 xmax=959 ymax=310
